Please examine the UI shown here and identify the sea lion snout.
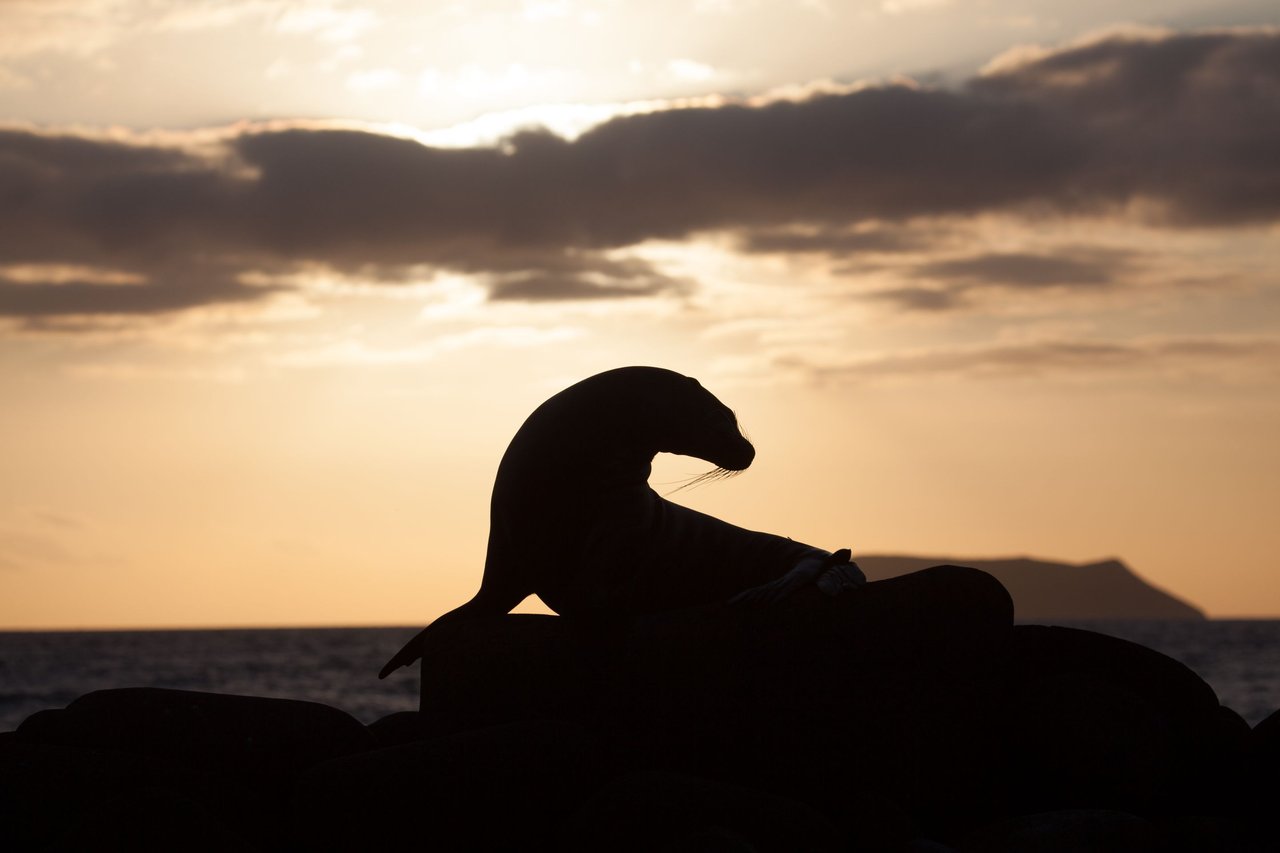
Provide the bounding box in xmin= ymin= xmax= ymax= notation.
xmin=714 ymin=434 xmax=755 ymax=471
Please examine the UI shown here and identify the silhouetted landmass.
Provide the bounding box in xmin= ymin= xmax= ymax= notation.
xmin=858 ymin=555 xmax=1206 ymax=621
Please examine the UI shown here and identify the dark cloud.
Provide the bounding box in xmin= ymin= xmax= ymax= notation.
xmin=487 ymin=255 xmax=690 ymax=302
xmin=867 ymin=286 xmax=967 ymax=312
xmin=972 ymin=29 xmax=1280 ymax=225
xmin=738 ymin=226 xmax=929 ymax=256
xmin=0 ymin=27 xmax=1275 ymax=320
xmin=0 ymin=267 xmax=271 ymax=318
xmin=866 ymin=247 xmax=1139 ymax=312
xmin=913 ymin=250 xmax=1128 ymax=288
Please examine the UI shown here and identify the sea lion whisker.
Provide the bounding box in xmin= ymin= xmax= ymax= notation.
xmin=666 ymin=466 xmax=739 ymax=495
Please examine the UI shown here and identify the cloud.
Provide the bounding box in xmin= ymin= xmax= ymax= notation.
xmin=912 ymin=249 xmax=1133 ymax=289
xmin=866 ymin=247 xmax=1140 ymax=311
xmin=0 ymin=267 xmax=274 ymax=318
xmin=775 ymin=336 xmax=1280 ymax=384
xmin=272 ymin=324 xmax=584 ymax=367
xmin=486 ymin=254 xmax=691 ymax=301
xmin=738 ymin=225 xmax=930 ymax=256
xmin=1 ymin=27 xmax=1276 ymax=321
xmin=0 ymin=1 xmax=375 ymax=60
xmin=973 ymin=27 xmax=1280 ymax=225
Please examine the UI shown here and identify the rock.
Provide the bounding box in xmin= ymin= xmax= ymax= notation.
xmin=45 ymin=787 xmax=253 ymax=853
xmin=1253 ymin=706 xmax=1280 ymax=766
xmin=1156 ymin=815 xmax=1278 ymax=853
xmin=1243 ymin=707 xmax=1280 ymax=830
xmin=616 ymin=564 xmax=1015 ymax=838
xmin=293 ymin=718 xmax=621 ymax=851
xmin=417 ymin=613 xmax=607 ymax=736
xmin=0 ymin=737 xmax=153 ymax=852
xmin=561 ymin=770 xmax=846 ymax=852
xmin=959 ymin=809 xmax=1159 ymax=853
xmin=367 ymin=710 xmax=424 ymax=749
xmin=1001 ymin=626 xmax=1225 ymax=816
xmin=15 ymin=687 xmax=373 ymax=778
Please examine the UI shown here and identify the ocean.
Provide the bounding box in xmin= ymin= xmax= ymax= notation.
xmin=1 ymin=620 xmax=1277 ymax=733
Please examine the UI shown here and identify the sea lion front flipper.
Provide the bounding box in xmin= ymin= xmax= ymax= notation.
xmin=729 ymin=548 xmax=851 ymax=606
xmin=815 ymin=549 xmax=866 ymax=596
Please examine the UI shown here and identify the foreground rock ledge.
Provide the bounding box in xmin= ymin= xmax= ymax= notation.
xmin=4 ymin=567 xmax=1278 ymax=851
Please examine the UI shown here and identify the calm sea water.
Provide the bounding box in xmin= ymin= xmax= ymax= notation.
xmin=1 ymin=621 xmax=1277 ymax=733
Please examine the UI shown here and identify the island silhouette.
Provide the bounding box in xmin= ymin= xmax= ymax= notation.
xmin=857 ymin=555 xmax=1205 ymax=621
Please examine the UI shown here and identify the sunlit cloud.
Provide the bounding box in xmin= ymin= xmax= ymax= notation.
xmin=0 ymin=66 xmax=32 ymax=90
xmin=272 ymin=324 xmax=584 ymax=367
xmin=345 ymin=67 xmax=403 ymax=93
xmin=881 ymin=0 xmax=952 ymax=15
xmin=667 ymin=59 xmax=718 ymax=82
xmin=273 ymin=0 xmax=380 ymax=42
xmin=65 ymin=362 xmax=250 ymax=383
xmin=0 ymin=0 xmax=379 ymax=59
xmin=521 ymin=0 xmax=572 ymax=21
xmin=770 ymin=336 xmax=1280 ymax=385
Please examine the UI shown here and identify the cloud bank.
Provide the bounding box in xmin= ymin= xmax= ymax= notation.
xmin=1 ymin=27 xmax=1277 ymax=321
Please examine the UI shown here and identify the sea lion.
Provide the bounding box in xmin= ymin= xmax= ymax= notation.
xmin=379 ymin=366 xmax=862 ymax=679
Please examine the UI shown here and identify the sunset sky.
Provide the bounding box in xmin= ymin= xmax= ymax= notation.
xmin=2 ymin=0 xmax=1278 ymax=628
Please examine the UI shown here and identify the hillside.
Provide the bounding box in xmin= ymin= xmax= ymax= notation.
xmin=856 ymin=556 xmax=1205 ymax=621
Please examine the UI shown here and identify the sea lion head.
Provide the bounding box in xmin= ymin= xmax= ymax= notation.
xmin=650 ymin=371 xmax=756 ymax=472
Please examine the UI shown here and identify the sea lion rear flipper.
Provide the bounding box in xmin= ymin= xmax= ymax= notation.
xmin=378 ymin=628 xmax=428 ymax=679
xmin=378 ymin=586 xmax=527 ymax=679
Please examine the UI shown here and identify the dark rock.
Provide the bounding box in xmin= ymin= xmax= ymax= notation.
xmin=367 ymin=710 xmax=424 ymax=748
xmin=560 ymin=770 xmax=845 ymax=852
xmin=11 ymin=687 xmax=375 ymax=847
xmin=0 ymin=738 xmax=154 ymax=852
xmin=16 ymin=687 xmax=373 ymax=778
xmin=293 ymin=718 xmax=621 ymax=851
xmin=616 ymin=565 xmax=1015 ymax=839
xmin=1001 ymin=625 xmax=1224 ymax=817
xmin=417 ymin=613 xmax=606 ymax=736
xmin=959 ymin=809 xmax=1159 ymax=853
xmin=46 ymin=786 xmax=253 ymax=853
xmin=1254 ymin=706 xmax=1280 ymax=765
xmin=1194 ymin=704 xmax=1256 ymax=819
xmin=1156 ymin=815 xmax=1278 ymax=853
xmin=1243 ymin=707 xmax=1280 ymax=830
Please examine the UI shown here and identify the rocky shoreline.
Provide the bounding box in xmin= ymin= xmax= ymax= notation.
xmin=4 ymin=566 xmax=1277 ymax=851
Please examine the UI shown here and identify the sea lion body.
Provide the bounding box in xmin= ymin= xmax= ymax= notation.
xmin=380 ymin=366 xmax=836 ymax=678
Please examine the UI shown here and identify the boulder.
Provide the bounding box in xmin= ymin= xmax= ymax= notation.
xmin=45 ymin=786 xmax=253 ymax=853
xmin=417 ymin=614 xmax=607 ymax=736
xmin=16 ymin=687 xmax=373 ymax=778
xmin=959 ymin=809 xmax=1159 ymax=853
xmin=367 ymin=710 xmax=424 ymax=749
xmin=0 ymin=737 xmax=153 ymax=852
xmin=616 ymin=564 xmax=1015 ymax=838
xmin=293 ymin=718 xmax=621 ymax=851
xmin=1001 ymin=626 xmax=1225 ymax=817
xmin=560 ymin=770 xmax=846 ymax=852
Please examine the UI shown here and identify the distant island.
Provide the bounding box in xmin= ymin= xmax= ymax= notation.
xmin=856 ymin=556 xmax=1205 ymax=621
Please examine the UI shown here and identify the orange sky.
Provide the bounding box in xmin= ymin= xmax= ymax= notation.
xmin=2 ymin=1 xmax=1278 ymax=627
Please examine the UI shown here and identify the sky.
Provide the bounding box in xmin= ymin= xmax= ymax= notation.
xmin=1 ymin=0 xmax=1278 ymax=628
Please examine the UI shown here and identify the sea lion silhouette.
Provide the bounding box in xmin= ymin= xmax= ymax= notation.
xmin=379 ymin=366 xmax=861 ymax=679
